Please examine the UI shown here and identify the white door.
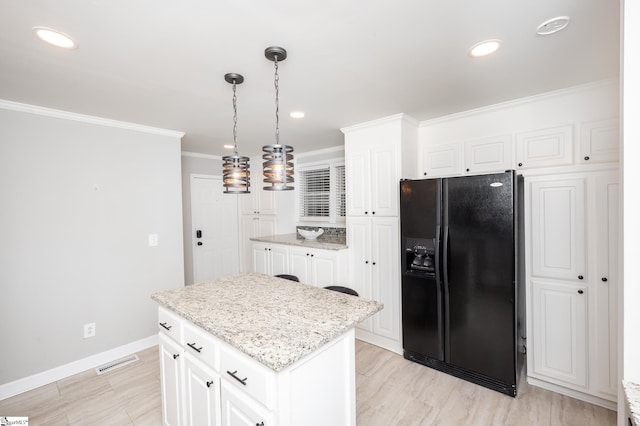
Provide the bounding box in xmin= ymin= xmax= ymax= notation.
xmin=191 ymin=175 xmax=240 ymax=283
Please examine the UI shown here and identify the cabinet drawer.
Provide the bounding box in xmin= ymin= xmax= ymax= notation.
xmin=183 ymin=321 xmax=220 ymax=372
xmin=158 ymin=307 xmax=183 ymax=343
xmin=220 ymin=344 xmax=276 ymax=409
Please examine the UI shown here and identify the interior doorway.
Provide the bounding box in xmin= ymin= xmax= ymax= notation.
xmin=190 ymin=174 xmax=240 ymax=283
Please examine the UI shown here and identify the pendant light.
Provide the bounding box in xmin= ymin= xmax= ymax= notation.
xmin=263 ymin=46 xmax=294 ymax=191
xmin=222 ymin=73 xmax=250 ymax=194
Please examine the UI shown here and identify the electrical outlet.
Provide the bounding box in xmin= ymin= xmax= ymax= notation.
xmin=84 ymin=322 xmax=96 ymax=339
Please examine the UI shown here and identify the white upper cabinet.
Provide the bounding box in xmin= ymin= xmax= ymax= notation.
xmin=240 ymin=186 xmax=275 ymax=215
xmin=529 ymin=177 xmax=586 ymax=282
xmin=515 ymin=125 xmax=574 ymax=170
xmin=419 ymin=142 xmax=462 ymax=177
xmin=463 ymin=135 xmax=513 ymax=174
xmin=344 ymin=119 xmax=404 ymax=217
xmin=580 ymin=118 xmax=620 ymax=164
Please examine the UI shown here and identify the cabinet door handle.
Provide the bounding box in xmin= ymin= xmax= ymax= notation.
xmin=227 ymin=370 xmax=248 ymax=386
xmin=578 ymin=275 xmax=584 ymax=280
xmin=206 ymin=380 xmax=214 ymax=388
xmin=372 ymin=211 xmax=376 ymax=215
xmin=365 ymin=260 xmax=369 ymax=264
xmin=602 ymin=277 xmax=608 ymax=282
xmin=518 ymin=162 xmax=523 ymax=167
xmin=372 ymin=262 xmax=376 ymax=265
xmin=584 ymin=156 xmax=590 ymax=161
xmin=197 ymin=242 xmax=203 ymax=246
xmin=187 ymin=342 xmax=202 ymax=353
xmin=256 ymin=422 xmax=264 ymax=426
xmin=172 ymin=353 xmax=180 ymax=360
xmin=365 ymin=211 xmax=369 ymax=215
xmin=159 ymin=322 xmax=172 ymax=331
xmin=578 ymin=289 xmax=584 ymax=294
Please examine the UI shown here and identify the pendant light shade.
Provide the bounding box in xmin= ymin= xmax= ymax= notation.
xmin=222 ymin=73 xmax=250 ymax=194
xmin=263 ymin=46 xmax=294 ymax=191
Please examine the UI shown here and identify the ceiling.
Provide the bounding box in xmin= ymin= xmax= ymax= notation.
xmin=0 ymin=0 xmax=620 ymax=157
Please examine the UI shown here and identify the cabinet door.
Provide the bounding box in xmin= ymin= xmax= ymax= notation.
xmin=420 ymin=143 xmax=462 ymax=177
xmin=370 ymin=217 xmax=400 ymax=340
xmin=289 ymin=247 xmax=310 ymax=284
xmin=310 ymin=249 xmax=338 ymax=287
xmin=347 ymin=218 xmax=372 ymax=331
xmin=592 ymin=171 xmax=619 ymax=398
xmin=220 ymin=380 xmax=272 ymax=426
xmin=370 ymin=145 xmax=398 ymax=216
xmin=256 ymin=216 xmax=276 ymax=238
xmin=257 ymin=189 xmax=276 ymax=214
xmin=270 ymin=245 xmax=289 ymax=276
xmin=345 ymin=148 xmax=370 ymax=216
xmin=252 ymin=243 xmax=269 ymax=274
xmin=516 ymin=125 xmax=573 ymax=169
xmin=159 ymin=333 xmax=183 ymax=426
xmin=530 ymin=178 xmax=586 ymax=282
xmin=580 ymin=118 xmax=619 ymax=164
xmin=531 ymin=279 xmax=588 ymax=389
xmin=464 ymin=135 xmax=513 ymax=174
xmin=184 ymin=354 xmax=221 ymax=426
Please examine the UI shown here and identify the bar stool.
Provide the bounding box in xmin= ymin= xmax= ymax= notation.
xmin=275 ymin=274 xmax=299 ymax=282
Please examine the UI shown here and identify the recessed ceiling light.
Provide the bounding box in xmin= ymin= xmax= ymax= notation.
xmin=32 ymin=26 xmax=77 ymax=49
xmin=536 ymin=16 xmax=571 ymax=35
xmin=290 ymin=111 xmax=305 ymax=119
xmin=223 ymin=144 xmax=234 ymax=149
xmin=469 ymin=39 xmax=501 ymax=57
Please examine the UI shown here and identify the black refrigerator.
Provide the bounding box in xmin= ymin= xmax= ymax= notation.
xmin=400 ymin=170 xmax=519 ymax=397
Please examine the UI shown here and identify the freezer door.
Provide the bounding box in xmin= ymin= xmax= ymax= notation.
xmin=400 ymin=178 xmax=444 ymax=361
xmin=443 ymin=172 xmax=516 ymax=386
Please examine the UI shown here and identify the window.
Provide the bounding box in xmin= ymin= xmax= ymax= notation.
xmin=298 ymin=162 xmax=346 ymax=223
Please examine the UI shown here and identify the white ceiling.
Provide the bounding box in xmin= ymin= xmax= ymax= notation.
xmin=0 ymin=0 xmax=620 ymax=157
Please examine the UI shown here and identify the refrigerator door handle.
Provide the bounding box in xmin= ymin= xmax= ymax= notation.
xmin=443 ymin=224 xmax=450 ymax=363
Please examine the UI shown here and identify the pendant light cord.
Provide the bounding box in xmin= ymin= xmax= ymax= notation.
xmin=274 ymin=56 xmax=280 ymax=145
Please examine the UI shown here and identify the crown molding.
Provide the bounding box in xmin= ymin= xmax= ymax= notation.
xmin=0 ymin=99 xmax=185 ymax=139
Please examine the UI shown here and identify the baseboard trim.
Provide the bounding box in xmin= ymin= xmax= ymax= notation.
xmin=0 ymin=335 xmax=158 ymax=401
xmin=355 ymin=329 xmax=402 ymax=355
xmin=527 ymin=376 xmax=617 ymax=411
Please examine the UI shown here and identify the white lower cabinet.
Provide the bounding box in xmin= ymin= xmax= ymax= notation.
xmin=347 ymin=216 xmax=401 ymax=353
xmin=525 ymin=170 xmax=619 ymax=408
xmin=158 ymin=306 xmax=356 ymax=426
xmin=220 ymin=380 xmax=272 ymax=426
xmin=184 ymin=354 xmax=221 ymax=426
xmin=252 ymin=242 xmax=347 ymax=287
xmin=530 ymin=279 xmax=588 ymax=389
xmin=252 ymin=243 xmax=288 ymax=276
xmin=159 ymin=332 xmax=184 ymax=426
xmin=288 ymin=246 xmax=344 ymax=287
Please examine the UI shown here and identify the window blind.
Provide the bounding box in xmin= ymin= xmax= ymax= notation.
xmin=335 ymin=165 xmax=346 ymax=218
xmin=300 ymin=167 xmax=331 ymax=218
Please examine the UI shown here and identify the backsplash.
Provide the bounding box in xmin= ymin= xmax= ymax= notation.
xmin=296 ymin=226 xmax=346 ymax=243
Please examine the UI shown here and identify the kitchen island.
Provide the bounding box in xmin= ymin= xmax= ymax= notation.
xmin=152 ymin=272 xmax=382 ymax=426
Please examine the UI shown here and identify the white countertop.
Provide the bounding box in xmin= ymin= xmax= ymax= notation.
xmin=151 ymin=273 xmax=381 ymax=371
xmin=250 ymin=233 xmax=347 ymax=250
xmin=624 ymin=381 xmax=640 ymax=425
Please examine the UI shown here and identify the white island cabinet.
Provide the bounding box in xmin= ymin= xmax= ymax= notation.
xmin=153 ymin=273 xmax=382 ymax=426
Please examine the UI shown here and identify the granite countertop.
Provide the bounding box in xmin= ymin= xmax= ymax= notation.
xmin=623 ymin=381 xmax=640 ymax=425
xmin=151 ymin=273 xmax=382 ymax=371
xmin=250 ymin=233 xmax=348 ymax=250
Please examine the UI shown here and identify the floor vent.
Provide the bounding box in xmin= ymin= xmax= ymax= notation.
xmin=95 ymin=355 xmax=140 ymax=375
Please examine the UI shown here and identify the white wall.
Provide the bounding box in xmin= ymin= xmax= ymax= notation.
xmin=0 ymin=102 xmax=184 ymax=386
xmin=622 ymin=0 xmax=640 ymax=391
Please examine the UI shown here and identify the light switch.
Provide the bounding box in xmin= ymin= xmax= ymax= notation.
xmin=148 ymin=234 xmax=159 ymax=247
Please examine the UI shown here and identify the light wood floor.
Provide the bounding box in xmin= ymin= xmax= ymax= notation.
xmin=0 ymin=340 xmax=615 ymax=425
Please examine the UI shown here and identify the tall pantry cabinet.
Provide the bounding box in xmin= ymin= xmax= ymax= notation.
xmin=525 ymin=169 xmax=619 ymax=408
xmin=342 ymin=114 xmax=418 ymax=354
